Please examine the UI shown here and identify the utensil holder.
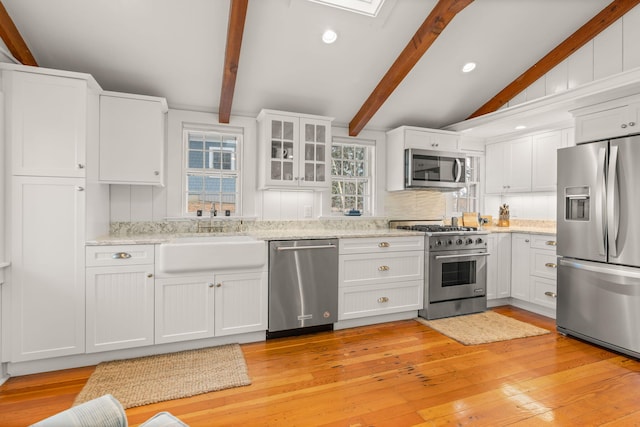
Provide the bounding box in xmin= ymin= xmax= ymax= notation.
xmin=498 ymin=214 xmax=510 ymax=227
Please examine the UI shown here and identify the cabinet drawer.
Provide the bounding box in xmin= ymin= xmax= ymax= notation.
xmin=530 ymin=249 xmax=557 ymax=279
xmin=339 ymin=236 xmax=424 ymax=254
xmin=340 ymin=251 xmax=424 ymax=287
xmin=86 ymin=245 xmax=155 ymax=267
xmin=530 ymin=235 xmax=557 ymax=250
xmin=531 ymin=276 xmax=557 ymax=310
xmin=338 ymin=281 xmax=423 ymax=320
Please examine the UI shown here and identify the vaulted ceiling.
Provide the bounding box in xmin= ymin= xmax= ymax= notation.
xmin=0 ymin=0 xmax=631 ymax=135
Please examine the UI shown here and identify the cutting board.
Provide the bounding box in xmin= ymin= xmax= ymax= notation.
xmin=462 ymin=212 xmax=479 ymax=227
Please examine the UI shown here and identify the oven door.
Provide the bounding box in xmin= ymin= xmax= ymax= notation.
xmin=429 ymin=250 xmax=488 ymax=302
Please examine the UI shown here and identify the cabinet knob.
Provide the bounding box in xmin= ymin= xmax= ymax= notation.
xmin=208 ymin=283 xmax=214 ymax=288
xmin=76 ymin=186 xmax=85 ymax=192
xmin=112 ymin=252 xmax=131 ymax=259
xmin=545 ymin=262 xmax=557 ymax=268
xmin=621 ymin=123 xmax=628 ymax=128
xmin=524 ymin=239 xmax=530 ymax=243
xmin=147 ymin=273 xmax=153 ymax=278
xmin=378 ymin=242 xmax=390 ymax=248
xmin=153 ymin=171 xmax=160 ymax=176
xmin=77 ymin=163 xmax=85 ymax=169
xmin=216 ymin=283 xmax=222 ymax=287
xmin=545 ymin=241 xmax=557 ymax=246
xmin=377 ymin=297 xmax=389 ymax=303
xmin=544 ymin=291 xmax=557 ymax=298
xmin=630 ymin=122 xmax=636 ymax=127
xmin=378 ymin=265 xmax=390 ymax=271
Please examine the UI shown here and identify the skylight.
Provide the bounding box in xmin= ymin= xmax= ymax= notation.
xmin=307 ymin=0 xmax=386 ymax=17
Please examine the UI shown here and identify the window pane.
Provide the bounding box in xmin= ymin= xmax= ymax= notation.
xmin=271 ymin=121 xmax=282 ymax=139
xmin=305 ymin=124 xmax=314 ymax=142
xmin=188 ymin=150 xmax=203 ymax=169
xmin=331 ymin=145 xmax=342 ymax=159
xmin=316 ymin=145 xmax=325 ymax=162
xmin=331 ymin=142 xmax=372 ymax=216
xmin=283 ymin=121 xmax=294 ymax=140
xmin=189 ymin=139 xmax=203 ymax=150
xmin=316 ymin=125 xmax=325 ymax=143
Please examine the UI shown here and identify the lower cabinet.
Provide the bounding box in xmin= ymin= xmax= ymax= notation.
xmin=85 ymin=245 xmax=155 ymax=353
xmin=486 ymin=233 xmax=511 ymax=300
xmin=338 ymin=236 xmax=424 ymax=320
xmin=155 ymin=270 xmax=267 ymax=344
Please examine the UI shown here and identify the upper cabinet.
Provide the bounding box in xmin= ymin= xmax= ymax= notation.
xmin=99 ymin=92 xmax=167 ymax=186
xmin=531 ymin=131 xmax=563 ymax=191
xmin=485 ymin=137 xmax=532 ymax=194
xmin=385 ymin=126 xmax=461 ymax=191
xmin=4 ymin=70 xmax=98 ymax=178
xmin=573 ymin=95 xmax=640 ymax=143
xmin=257 ymin=109 xmax=333 ymax=190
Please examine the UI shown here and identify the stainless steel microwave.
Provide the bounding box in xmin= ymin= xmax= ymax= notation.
xmin=405 ymin=148 xmax=467 ymax=190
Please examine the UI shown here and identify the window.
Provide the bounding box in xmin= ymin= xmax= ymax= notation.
xmin=331 ymin=139 xmax=373 ymax=215
xmin=184 ymin=128 xmax=241 ymax=216
xmin=450 ymin=156 xmax=479 ymax=214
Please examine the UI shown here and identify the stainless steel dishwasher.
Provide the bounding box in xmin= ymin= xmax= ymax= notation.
xmin=268 ymin=239 xmax=338 ymax=338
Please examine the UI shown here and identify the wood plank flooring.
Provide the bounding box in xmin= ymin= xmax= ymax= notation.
xmin=2 ymin=306 xmax=640 ymax=426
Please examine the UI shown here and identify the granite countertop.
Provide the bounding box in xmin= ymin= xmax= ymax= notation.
xmin=485 ymin=225 xmax=556 ymax=235
xmin=86 ymin=229 xmax=425 ymax=245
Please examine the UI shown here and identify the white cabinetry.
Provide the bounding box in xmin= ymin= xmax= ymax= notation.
xmin=531 ymin=131 xmax=563 ymax=191
xmin=486 ymin=233 xmax=511 ymax=301
xmin=510 ymin=233 xmax=557 ymax=316
xmin=385 ymin=126 xmax=461 ymax=191
xmin=9 ymin=176 xmax=86 ymax=362
xmin=85 ymin=245 xmax=155 ymax=353
xmin=214 ymin=271 xmax=268 ymax=337
xmin=5 ymin=71 xmax=88 ymax=177
xmin=573 ymin=95 xmax=640 ymax=143
xmin=338 ymin=236 xmax=424 ymax=321
xmin=257 ymin=109 xmax=333 ymax=189
xmin=99 ymin=92 xmax=167 ymax=186
xmin=485 ymin=137 xmax=532 ymax=194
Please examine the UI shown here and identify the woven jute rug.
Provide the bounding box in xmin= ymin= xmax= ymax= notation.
xmin=74 ymin=344 xmax=251 ymax=409
xmin=416 ymin=311 xmax=550 ymax=345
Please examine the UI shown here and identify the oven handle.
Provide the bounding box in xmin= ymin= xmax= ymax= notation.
xmin=434 ymin=252 xmax=491 ymax=260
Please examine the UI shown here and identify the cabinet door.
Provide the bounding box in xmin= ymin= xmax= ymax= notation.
xmin=10 ymin=176 xmax=85 ymax=361
xmin=86 ymin=265 xmax=154 ymax=352
xmin=532 ymin=131 xmax=562 ymax=191
xmin=214 ymin=271 xmax=267 ymax=336
xmin=299 ymin=118 xmax=331 ymax=188
xmin=8 ymin=71 xmax=87 ymax=177
xmin=505 ymin=137 xmax=532 ymax=192
xmin=265 ymin=114 xmax=298 ymax=187
xmin=155 ymin=276 xmax=215 ymax=344
xmin=574 ymin=106 xmax=628 ymax=143
xmin=487 ymin=233 xmax=512 ymax=300
xmin=99 ymin=94 xmax=165 ymax=185
xmin=510 ymin=234 xmax=531 ymax=301
xmin=486 ymin=235 xmax=499 ymax=299
xmin=484 ymin=142 xmax=504 ymax=194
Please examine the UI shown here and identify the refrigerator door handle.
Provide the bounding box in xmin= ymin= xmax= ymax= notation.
xmin=595 ymin=147 xmax=606 ymax=256
xmin=607 ymin=145 xmax=619 ymax=257
xmin=560 ymin=258 xmax=640 ymax=279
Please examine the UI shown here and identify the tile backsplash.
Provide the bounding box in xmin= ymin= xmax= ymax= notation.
xmin=484 ymin=193 xmax=556 ymax=220
xmin=384 ymin=190 xmax=446 ymax=220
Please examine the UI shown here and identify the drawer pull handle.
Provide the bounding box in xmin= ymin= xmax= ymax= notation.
xmin=378 ymin=242 xmax=390 ymax=248
xmin=544 ymin=291 xmax=557 ymax=298
xmin=378 ymin=297 xmax=389 ymax=303
xmin=546 ymin=241 xmax=557 ymax=246
xmin=147 ymin=273 xmax=153 ymax=278
xmin=545 ymin=262 xmax=557 ymax=268
xmin=378 ymin=265 xmax=390 ymax=271
xmin=112 ymin=252 xmax=132 ymax=259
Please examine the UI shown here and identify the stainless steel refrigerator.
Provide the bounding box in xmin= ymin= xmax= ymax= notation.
xmin=557 ymin=135 xmax=640 ymax=359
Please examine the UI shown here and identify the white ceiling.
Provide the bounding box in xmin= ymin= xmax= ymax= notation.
xmin=1 ymin=0 xmax=613 ymax=131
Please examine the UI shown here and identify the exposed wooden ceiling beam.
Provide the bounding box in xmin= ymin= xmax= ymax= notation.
xmin=348 ymin=0 xmax=474 ymax=136
xmin=0 ymin=1 xmax=37 ymax=66
xmin=219 ymin=0 xmax=248 ymax=124
xmin=468 ymin=0 xmax=640 ymax=120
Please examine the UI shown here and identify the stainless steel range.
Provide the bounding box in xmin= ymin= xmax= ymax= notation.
xmin=390 ymin=220 xmax=489 ymax=320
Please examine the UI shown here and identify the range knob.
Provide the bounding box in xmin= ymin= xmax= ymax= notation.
xmin=475 ymin=237 xmax=484 ymax=244
xmin=456 ymin=239 xmax=463 ymax=245
xmin=435 ymin=240 xmax=443 ymax=247
xmin=447 ymin=239 xmax=453 ymax=245
xmin=466 ymin=238 xmax=474 ymax=245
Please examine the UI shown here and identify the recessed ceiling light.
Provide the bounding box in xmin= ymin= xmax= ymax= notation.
xmin=515 ymin=125 xmax=527 ymax=130
xmin=462 ymin=62 xmax=476 ymax=73
xmin=322 ymin=29 xmax=338 ymax=44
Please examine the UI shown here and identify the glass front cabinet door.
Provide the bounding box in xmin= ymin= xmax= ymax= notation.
xmin=258 ymin=110 xmax=333 ymax=189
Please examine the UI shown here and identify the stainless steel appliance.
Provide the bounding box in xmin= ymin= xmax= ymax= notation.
xmin=268 ymin=239 xmax=338 ymax=338
xmin=405 ymin=149 xmax=468 ymax=190
xmin=557 ymin=135 xmax=640 ymax=359
xmin=390 ymin=220 xmax=489 ymax=319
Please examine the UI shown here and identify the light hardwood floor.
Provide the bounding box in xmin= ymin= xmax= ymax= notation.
xmin=2 ymin=306 xmax=639 ymax=426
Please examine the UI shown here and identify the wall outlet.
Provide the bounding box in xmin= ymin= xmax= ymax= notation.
xmin=303 ymin=205 xmax=312 ymax=218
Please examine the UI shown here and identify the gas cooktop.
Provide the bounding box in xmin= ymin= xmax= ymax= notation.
xmin=389 ymin=220 xmax=487 ymax=235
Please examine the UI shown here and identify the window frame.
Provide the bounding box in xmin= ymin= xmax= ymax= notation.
xmin=182 ymin=125 xmax=243 ymax=217
xmin=448 ymin=155 xmax=480 ymax=216
xmin=330 ymin=136 xmax=375 ymax=216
